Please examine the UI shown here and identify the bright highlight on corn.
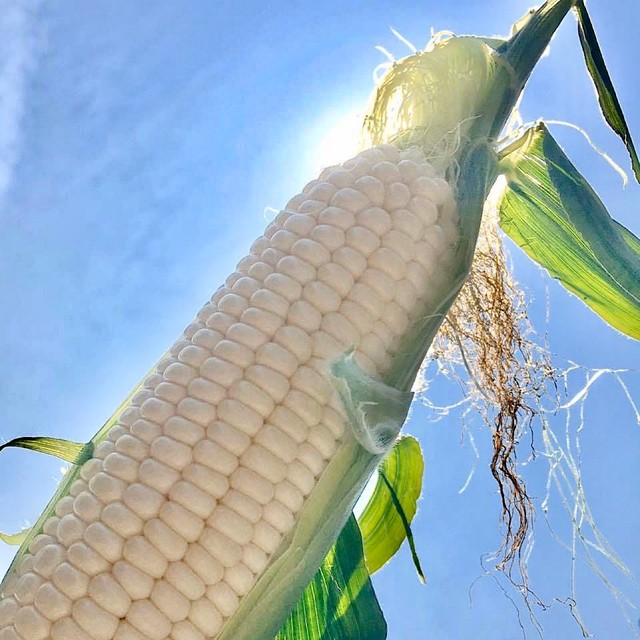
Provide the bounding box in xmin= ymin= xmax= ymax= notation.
xmin=0 ymin=144 xmax=459 ymax=640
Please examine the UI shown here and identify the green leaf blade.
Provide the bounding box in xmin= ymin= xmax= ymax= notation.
xmin=498 ymin=123 xmax=640 ymax=340
xmin=358 ymin=436 xmax=425 ymax=576
xmin=574 ymin=0 xmax=640 ymax=182
xmin=276 ymin=515 xmax=387 ymax=640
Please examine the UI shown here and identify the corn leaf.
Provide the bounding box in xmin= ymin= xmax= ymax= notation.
xmin=574 ymin=0 xmax=640 ymax=183
xmin=0 ymin=528 xmax=31 ymax=546
xmin=276 ymin=514 xmax=387 ymax=640
xmin=358 ymin=436 xmax=425 ymax=578
xmin=498 ymin=123 xmax=640 ymax=339
xmin=0 ymin=436 xmax=92 ymax=464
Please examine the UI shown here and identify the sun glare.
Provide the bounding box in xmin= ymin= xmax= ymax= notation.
xmin=313 ymin=111 xmax=364 ymax=172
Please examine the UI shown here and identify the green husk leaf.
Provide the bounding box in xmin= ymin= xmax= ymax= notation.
xmin=0 ymin=436 xmax=92 ymax=464
xmin=358 ymin=436 xmax=424 ymax=577
xmin=498 ymin=122 xmax=640 ymax=339
xmin=574 ymin=0 xmax=640 ymax=182
xmin=276 ymin=515 xmax=386 ymax=640
xmin=0 ymin=528 xmax=31 ymax=546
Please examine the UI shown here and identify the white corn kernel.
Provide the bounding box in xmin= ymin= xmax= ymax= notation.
xmin=156 ymin=381 xmax=187 ymax=404
xmin=200 ymin=356 xmax=242 ymax=388
xmin=33 ymin=544 xmax=66 ymax=580
xmin=115 ymin=435 xmax=149 ymax=462
xmin=255 ymin=342 xmax=298 ymax=377
xmin=14 ymin=572 xmax=43 ymax=605
xmin=159 ymin=502 xmax=204 ymax=543
xmin=114 ymin=622 xmax=147 ymax=640
xmin=130 ymin=419 xmax=162 ymax=445
xmin=206 ymin=582 xmax=239 ymax=618
xmin=74 ymin=491 xmax=103 ymax=523
xmin=287 ymin=461 xmax=316 ymax=496
xmin=208 ymin=506 xmax=253 ymax=547
xmin=67 ymin=544 xmax=110 ymax=576
xmin=283 ymin=389 xmax=322 ymax=426
xmin=241 ymin=444 xmax=288 ymax=484
xmin=188 ymin=598 xmax=223 ymax=637
xmin=150 ymin=436 xmax=193 ymax=471
xmin=83 ymin=522 xmax=123 ymax=564
xmin=186 ymin=377 xmax=225 ymax=405
xmin=33 ymin=583 xmax=71 ymax=621
xmin=0 ymin=597 xmax=19 ymax=627
xmin=140 ymin=397 xmax=175 ymax=424
xmin=80 ymin=458 xmax=102 ymax=483
xmin=241 ymin=544 xmax=268 ymax=576
xmin=127 ymin=600 xmax=172 ymax=640
xmin=144 ymin=518 xmax=188 ymax=562
xmin=224 ymin=562 xmax=255 ymax=597
xmin=310 ymin=224 xmax=345 ymax=251
xmin=229 ymin=380 xmax=276 ymax=419
xmin=93 ymin=440 xmax=116 ymax=460
xmin=100 ymin=502 xmax=143 ymax=538
xmin=230 ymin=467 xmax=274 ymax=506
xmin=240 ymin=306 xmax=283 ymax=337
xmin=51 ymin=562 xmax=90 ymax=600
xmin=183 ymin=463 xmax=229 ymax=499
xmin=14 ymin=604 xmax=50 ymax=640
xmin=164 ymin=362 xmax=197 ymax=386
xmin=227 ymin=322 xmax=268 ymax=351
xmin=249 ymin=287 xmax=289 ymax=317
xmin=88 ymin=573 xmax=131 ymax=618
xmin=165 ymin=562 xmax=206 ymax=600
xmin=333 ymin=246 xmax=368 ymax=279
xmin=251 ymin=520 xmax=281 ymax=555
xmin=283 ymin=212 xmax=315 ymax=236
xmin=384 ymin=181 xmax=411 ymax=209
xmin=276 ymin=254 xmax=316 ymax=285
xmin=169 ymin=481 xmax=216 ymax=520
xmin=212 ymin=339 xmax=253 ymax=368
xmin=353 ymin=175 xmax=385 ymax=206
xmin=113 ymin=561 xmax=154 ymax=600
xmin=316 ymin=204 xmax=354 ymax=230
xmin=368 ymin=246 xmax=407 ymax=280
xmin=89 ymin=472 xmax=126 ymax=504
xmin=164 ymin=416 xmax=205 ymax=447
xmin=217 ymin=399 xmax=263 ymax=436
xmin=57 ymin=514 xmax=84 ymax=546
xmin=244 ymin=364 xmax=289 ymax=404
xmin=221 ymin=490 xmax=262 ymax=524
xmin=193 ymin=439 xmax=238 ymax=476
xmin=102 ymin=452 xmax=139 ymax=483
xmin=199 ymin=528 xmax=242 ymax=570
xmin=254 ymin=424 xmax=298 ymax=464
xmin=122 ymin=483 xmax=165 ymax=519
xmin=151 ymin=580 xmax=190 ymax=623
xmin=50 ymin=617 xmax=92 ymax=640
xmin=263 ymin=500 xmax=295 ymax=535
xmin=274 ymin=481 xmax=304 ymax=514
xmin=171 ymin=620 xmax=206 ymax=640
xmin=138 ymin=458 xmax=181 ymax=494
xmin=270 ymin=406 xmax=308 ymax=444
xmin=371 ymin=160 xmax=401 ymax=183
xmin=317 ymin=262 xmax=354 ymax=298
xmin=183 ymin=544 xmax=223 ymax=586
xmin=123 ymin=536 xmax=167 ymax=579
xmin=73 ymin=597 xmax=119 ymax=640
xmin=287 ymin=299 xmax=322 ymax=332
xmin=176 ymin=397 xmax=216 ymax=427
xmin=308 ymin=425 xmax=338 ymax=459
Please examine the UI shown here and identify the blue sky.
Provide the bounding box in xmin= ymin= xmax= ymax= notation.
xmin=0 ymin=1 xmax=639 ymax=638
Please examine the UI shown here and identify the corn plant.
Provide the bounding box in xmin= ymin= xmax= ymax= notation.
xmin=0 ymin=1 xmax=638 ymax=639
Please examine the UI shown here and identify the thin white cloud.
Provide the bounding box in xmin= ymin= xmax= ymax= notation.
xmin=0 ymin=0 xmax=43 ymax=207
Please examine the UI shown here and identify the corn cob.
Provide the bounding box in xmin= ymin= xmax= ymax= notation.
xmin=0 ymin=142 xmax=459 ymax=640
